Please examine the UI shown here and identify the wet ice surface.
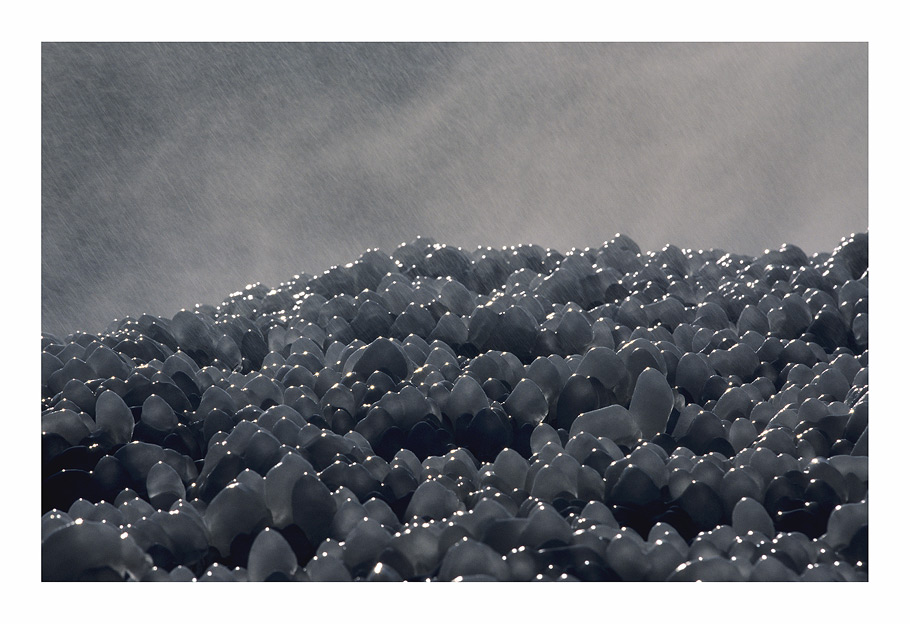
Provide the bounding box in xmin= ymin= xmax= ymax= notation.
xmin=41 ymin=232 xmax=868 ymax=581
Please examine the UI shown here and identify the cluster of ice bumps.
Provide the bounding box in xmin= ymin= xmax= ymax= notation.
xmin=41 ymin=233 xmax=869 ymax=581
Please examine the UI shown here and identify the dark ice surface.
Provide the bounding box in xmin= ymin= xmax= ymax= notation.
xmin=41 ymin=231 xmax=869 ymax=581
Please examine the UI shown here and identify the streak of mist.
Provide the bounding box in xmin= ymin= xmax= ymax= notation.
xmin=42 ymin=43 xmax=867 ymax=337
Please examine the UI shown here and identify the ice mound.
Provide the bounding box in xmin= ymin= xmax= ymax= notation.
xmin=41 ymin=232 xmax=868 ymax=581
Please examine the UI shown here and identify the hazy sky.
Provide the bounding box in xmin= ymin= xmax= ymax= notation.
xmin=42 ymin=42 xmax=867 ymax=336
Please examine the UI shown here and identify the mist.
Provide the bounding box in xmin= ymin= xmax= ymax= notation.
xmin=41 ymin=42 xmax=867 ymax=337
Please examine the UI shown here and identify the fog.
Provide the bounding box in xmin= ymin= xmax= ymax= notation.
xmin=42 ymin=43 xmax=867 ymax=337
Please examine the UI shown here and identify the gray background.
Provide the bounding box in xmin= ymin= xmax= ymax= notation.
xmin=42 ymin=43 xmax=867 ymax=337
